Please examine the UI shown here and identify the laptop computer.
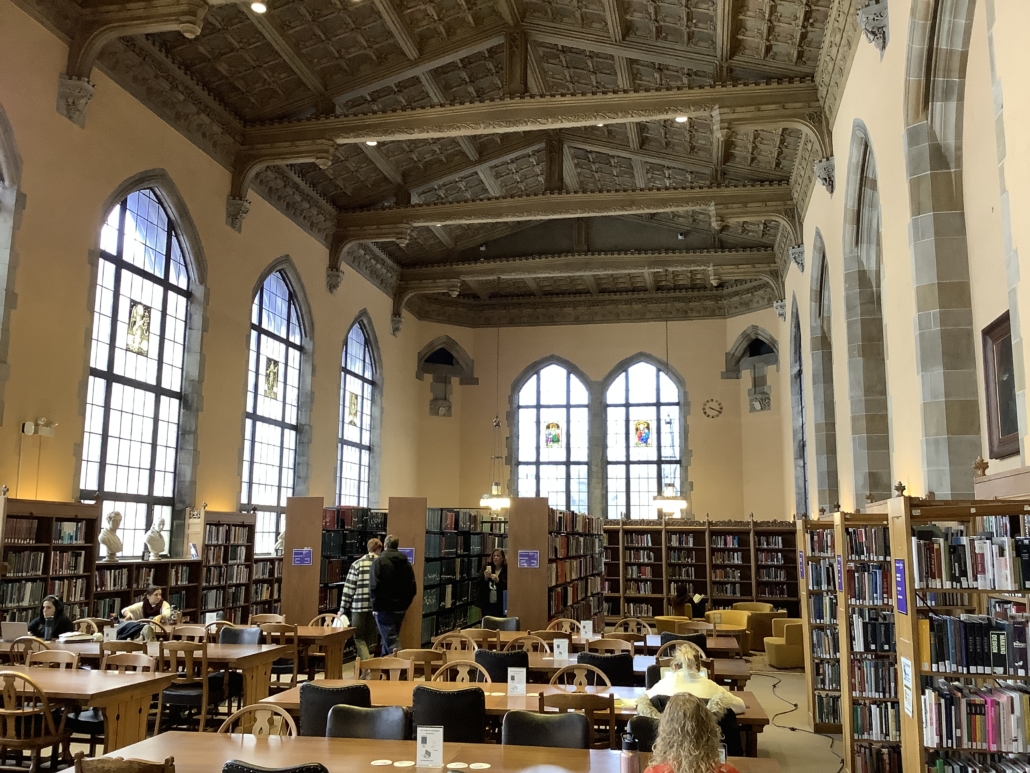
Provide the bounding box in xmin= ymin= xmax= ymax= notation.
xmin=1 ymin=621 xmax=28 ymax=641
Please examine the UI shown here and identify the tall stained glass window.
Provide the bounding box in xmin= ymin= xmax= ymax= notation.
xmin=81 ymin=189 xmax=191 ymax=556
xmin=605 ymin=361 xmax=681 ymax=519
xmin=242 ymin=271 xmax=304 ymax=554
xmin=338 ymin=321 xmax=376 ymax=506
xmin=514 ymin=364 xmax=589 ymax=511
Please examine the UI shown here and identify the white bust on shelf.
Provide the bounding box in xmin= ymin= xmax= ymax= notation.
xmin=98 ymin=511 xmax=123 ymax=562
xmin=274 ymin=531 xmax=284 ymax=555
xmin=144 ymin=516 xmax=166 ymax=560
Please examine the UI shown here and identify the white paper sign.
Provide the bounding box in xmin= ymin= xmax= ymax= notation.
xmin=103 ymin=625 xmax=118 ymax=642
xmin=507 ymin=667 xmax=527 ymax=696
xmin=553 ymin=638 xmax=569 ymax=660
xmin=901 ymin=657 xmax=914 ymax=717
xmin=416 ymin=726 xmax=444 ymax=768
xmin=580 ymin=621 xmax=593 ymax=637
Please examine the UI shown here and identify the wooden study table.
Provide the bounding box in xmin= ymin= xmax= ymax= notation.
xmin=432 ymin=630 xmax=601 ymax=651
xmin=262 ymin=682 xmax=770 ymax=756
xmin=105 ymin=732 xmax=781 ymax=773
xmin=643 ymin=633 xmax=742 ymax=657
xmin=0 ymin=641 xmax=288 ymax=705
xmin=0 ymin=665 xmax=175 ymax=751
xmin=293 ymin=626 xmax=354 ymax=679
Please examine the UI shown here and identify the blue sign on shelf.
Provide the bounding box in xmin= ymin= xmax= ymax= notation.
xmin=895 ymin=558 xmax=908 ymax=615
xmin=292 ymin=548 xmax=313 ymax=566
xmin=836 ymin=555 xmax=844 ymax=592
xmin=798 ymin=550 xmax=805 ymax=580
xmin=517 ymin=550 xmax=540 ymax=569
xmin=400 ymin=547 xmax=415 ymax=564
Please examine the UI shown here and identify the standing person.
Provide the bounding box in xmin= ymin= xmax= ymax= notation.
xmin=479 ymin=548 xmax=507 ymax=618
xmin=339 ymin=537 xmax=383 ymax=661
xmin=370 ymin=535 xmax=417 ymax=654
xmin=644 ymin=693 xmax=741 ymax=773
xmin=28 ymin=595 xmax=75 ymax=640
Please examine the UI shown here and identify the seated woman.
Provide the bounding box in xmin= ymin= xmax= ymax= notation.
xmin=121 ymin=585 xmax=172 ymax=623
xmin=28 ymin=595 xmax=75 ymax=640
xmin=644 ymin=693 xmax=740 ymax=773
xmin=644 ymin=643 xmax=746 ymax=715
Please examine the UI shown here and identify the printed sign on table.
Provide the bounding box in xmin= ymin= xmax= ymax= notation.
xmin=517 ymin=550 xmax=540 ymax=569
xmin=580 ymin=620 xmax=593 ymax=637
xmin=292 ymin=548 xmax=312 ymax=566
xmin=416 ymin=726 xmax=443 ymax=768
xmin=553 ymin=639 xmax=569 ymax=660
xmin=507 ymin=667 xmax=527 ymax=696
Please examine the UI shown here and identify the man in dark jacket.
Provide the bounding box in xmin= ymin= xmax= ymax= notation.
xmin=370 ymin=534 xmax=417 ymax=654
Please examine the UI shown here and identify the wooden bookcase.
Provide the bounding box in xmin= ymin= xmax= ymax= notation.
xmin=280 ymin=496 xmax=325 ymax=625
xmin=603 ymin=524 xmax=622 ymax=621
xmin=665 ymin=522 xmax=710 ymax=612
xmin=548 ymin=507 xmax=603 ymax=630
xmin=508 ymin=498 xmax=549 ymax=633
xmin=886 ymin=496 xmax=1030 ymax=772
xmin=710 ymin=522 xmax=753 ymax=608
xmin=196 ymin=511 xmax=255 ymax=624
xmin=621 ymin=522 xmax=665 ymax=619
xmin=94 ymin=558 xmax=201 ymax=621
xmin=798 ymin=517 xmax=842 ymax=734
xmin=251 ymin=555 xmax=282 ymax=616
xmin=754 ymin=521 xmax=799 ymax=613
xmin=318 ymin=506 xmax=388 ymax=615
xmin=1 ymin=495 xmax=100 ymax=622
xmin=834 ymin=511 xmax=899 ymax=773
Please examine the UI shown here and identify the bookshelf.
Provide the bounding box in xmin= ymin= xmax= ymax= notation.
xmin=887 ymin=496 xmax=1030 ymax=771
xmin=318 ymin=506 xmax=387 ymax=614
xmin=754 ymin=522 xmax=799 ymax=614
xmin=196 ymin=511 xmax=255 ymax=624
xmin=251 ymin=555 xmax=282 ymax=616
xmin=710 ymin=522 xmax=753 ymax=608
xmin=1 ymin=496 xmax=100 ymax=622
xmin=666 ymin=522 xmax=710 ymax=614
xmin=622 ymin=522 xmax=665 ymax=619
xmin=798 ymin=517 xmax=842 ymax=734
xmin=94 ymin=558 xmax=201 ymax=621
xmin=835 ymin=512 xmax=900 ymax=773
xmin=549 ymin=507 xmax=604 ymax=630
xmin=603 ymin=524 xmax=622 ymax=621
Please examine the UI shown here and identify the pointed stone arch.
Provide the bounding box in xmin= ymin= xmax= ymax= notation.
xmin=416 ymin=335 xmax=477 ymax=418
xmin=722 ymin=326 xmax=779 ymax=413
xmin=901 ymin=0 xmax=982 ymax=496
xmin=0 ymin=104 xmax=23 ymax=427
xmin=809 ymin=229 xmax=840 ymax=511
xmin=842 ymin=122 xmax=893 ymax=504
xmin=790 ymin=296 xmax=809 ymax=516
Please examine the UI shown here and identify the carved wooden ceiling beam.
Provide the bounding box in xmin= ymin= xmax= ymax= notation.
xmin=243 ymin=7 xmax=332 ymax=113
xmin=59 ymin=0 xmax=209 ymax=127
xmin=392 ymin=279 xmax=462 ymax=334
xmin=241 ymin=80 xmax=821 ymax=148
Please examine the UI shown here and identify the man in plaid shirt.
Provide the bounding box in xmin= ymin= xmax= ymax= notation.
xmin=339 ymin=537 xmax=382 ymax=661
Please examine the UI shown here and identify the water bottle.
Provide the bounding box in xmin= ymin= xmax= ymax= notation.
xmin=620 ymin=733 xmax=640 ymax=773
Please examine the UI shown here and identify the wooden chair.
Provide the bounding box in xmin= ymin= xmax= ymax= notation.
xmin=204 ymin=621 xmax=235 ymax=642
xmin=0 ymin=670 xmax=69 ymax=770
xmin=655 ymin=640 xmax=707 ymax=662
xmin=431 ymin=660 xmax=492 ymax=684
xmin=308 ymin=613 xmax=346 ymax=628
xmin=395 ymin=649 xmax=444 ymax=680
xmin=248 ymin=613 xmax=284 ymax=625
xmin=539 ymin=691 xmax=616 ymax=749
xmin=80 ymin=617 xmax=114 ymax=632
xmin=156 ymin=640 xmax=221 ymax=732
xmin=431 ymin=632 xmax=478 ymax=653
xmin=546 ymin=619 xmax=582 ymax=634
xmin=605 ymin=632 xmax=645 ymax=648
xmin=73 ymin=618 xmax=98 ymax=635
xmin=529 ymin=630 xmax=566 ymax=644
xmin=73 ymin=752 xmax=174 ymax=773
xmin=66 ymin=653 xmax=159 ymax=756
xmin=145 ymin=620 xmax=172 ymax=641
xmin=259 ymin=623 xmax=299 ymax=691
xmin=26 ymin=649 xmax=80 ymax=669
xmin=100 ymin=640 xmax=146 ymax=657
xmin=461 ymin=628 xmax=500 ymax=650
xmin=356 ymin=657 xmax=415 ymax=681
xmin=503 ymin=635 xmax=550 ymax=653
xmin=101 ymin=653 xmax=157 ymax=673
xmin=216 ymin=704 xmax=297 ymax=737
xmin=586 ymin=638 xmax=634 ymax=655
xmin=613 ymin=617 xmax=653 ymax=635
xmin=9 ymin=636 xmax=50 ymax=665
xmin=304 ymin=613 xmax=344 ymax=680
xmin=549 ymin=664 xmax=612 ymax=691
xmin=170 ymin=624 xmax=208 ymax=643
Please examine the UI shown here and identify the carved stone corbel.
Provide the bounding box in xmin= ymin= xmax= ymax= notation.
xmin=773 ymin=300 xmax=786 ymax=321
xmin=814 ymin=157 xmax=835 ymax=195
xmin=858 ymin=1 xmax=889 ymax=53
xmin=391 ymin=279 xmax=461 ymax=336
xmin=60 ymin=0 xmax=209 ymax=126
xmin=227 ymin=140 xmax=337 ymax=231
xmin=790 ymin=244 xmax=805 ymax=273
xmin=328 ymin=223 xmax=412 ymax=295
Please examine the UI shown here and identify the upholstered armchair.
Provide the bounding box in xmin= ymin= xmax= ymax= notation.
xmin=732 ymin=602 xmax=787 ymax=652
xmin=764 ymin=618 xmax=804 ymax=669
xmin=704 ymin=609 xmax=751 ymax=653
xmin=654 ymin=616 xmax=693 ymax=635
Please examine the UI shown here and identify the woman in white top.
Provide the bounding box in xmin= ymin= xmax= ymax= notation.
xmin=120 ymin=585 xmax=172 ymax=624
xmin=638 ymin=643 xmax=746 ymax=718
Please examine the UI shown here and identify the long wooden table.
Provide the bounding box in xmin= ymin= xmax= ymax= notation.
xmin=261 ymin=681 xmax=770 ymax=756
xmin=644 ymin=633 xmax=742 ymax=657
xmin=0 ymin=665 xmax=176 ymax=751
xmin=106 ymin=732 xmax=781 ymax=772
xmin=293 ymin=626 xmax=354 ymax=679
xmin=0 ymin=641 xmax=288 ymax=705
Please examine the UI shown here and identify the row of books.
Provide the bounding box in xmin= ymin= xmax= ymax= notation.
xmin=668 ymin=533 xmax=697 ymax=546
xmin=204 ymin=546 xmax=226 ymax=565
xmin=427 ymin=508 xmax=484 ymax=533
xmin=851 ymin=656 xmax=898 ymax=698
xmin=205 ymin=565 xmax=227 ymax=585
xmin=809 ymin=592 xmax=838 ymax=623
xmin=549 ymin=555 xmax=602 ymax=585
xmin=758 ymin=568 xmax=786 ymax=580
xmin=320 ymin=557 xmax=345 ymax=584
xmin=170 ymin=565 xmax=191 ymax=584
xmin=851 ymin=609 xmax=897 ymax=653
xmin=853 ymin=746 xmax=901 ymax=773
xmin=228 ymin=546 xmax=248 ymax=563
xmin=713 ymin=568 xmax=743 ymax=580
xmin=911 ymin=531 xmax=1030 ymax=590
xmin=319 ymin=586 xmax=341 ymax=612
xmin=758 ymin=587 xmax=793 ymax=599
xmin=815 ymin=693 xmax=842 ymax=724
xmin=922 ymin=681 xmax=1030 ymax=752
xmin=53 ymin=521 xmax=87 ymax=544
xmin=806 ymin=528 xmax=835 ymax=557
xmin=3 ymin=517 xmax=38 ymax=544
xmin=927 ymin=753 xmax=1030 ymax=771
xmin=669 ymin=567 xmax=696 ymax=579
xmin=812 ymin=627 xmax=841 ymax=658
xmin=94 ymin=597 xmax=119 ymax=618
xmin=920 ymin=614 xmax=1029 ymax=675
xmin=624 ymin=533 xmax=655 ymax=546
xmin=626 ymin=565 xmax=656 ymax=578
xmin=815 ymin=660 xmax=841 ymax=690
xmin=48 ymin=577 xmax=87 ymax=602
xmin=808 ymin=558 xmax=836 ymax=591
xmin=626 ymin=550 xmax=657 ymax=562
xmin=322 ymin=506 xmax=387 ymax=531
xmin=204 ymin=523 xmax=250 ymax=545
xmin=6 ymin=550 xmax=44 ymax=576
xmin=712 ymin=583 xmax=744 ymax=597
xmin=625 ymin=601 xmax=663 ymax=617
xmin=253 ymin=582 xmax=280 ymax=601
xmin=551 ymin=591 xmax=603 ymax=623
xmin=852 ymin=701 xmax=901 ymax=741
xmin=756 ymin=535 xmax=786 ymax=548
xmin=422 ymin=580 xmax=474 ymax=614
xmin=549 ymin=576 xmax=602 ymax=609
xmin=253 ymin=559 xmax=281 ymax=579
xmin=712 ymin=535 xmax=744 ymax=547
xmin=549 ymin=533 xmax=602 ymax=558
xmin=0 ymin=579 xmax=44 ymax=607
xmin=757 ymin=552 xmax=785 ymax=564
xmin=424 ymin=557 xmax=479 ymax=586
xmin=95 ymin=566 xmax=130 ymax=590
xmin=712 ymin=551 xmax=745 ymax=563
xmin=226 ymin=563 xmax=249 ymax=584
xmin=845 ymin=526 xmax=892 ymax=561
xmin=626 ymin=581 xmax=655 ymax=594
xmin=668 ymin=549 xmax=704 ymax=563
xmin=425 ymin=532 xmax=471 ymax=559
xmin=321 ymin=530 xmax=349 ymax=557
xmin=847 ymin=564 xmax=893 ymax=606
xmin=667 ymin=581 xmax=702 ymax=597
xmin=548 ymin=509 xmax=601 ymax=535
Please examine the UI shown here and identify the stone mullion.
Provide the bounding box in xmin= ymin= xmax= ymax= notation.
xmin=809 ymin=338 xmax=839 ymax=511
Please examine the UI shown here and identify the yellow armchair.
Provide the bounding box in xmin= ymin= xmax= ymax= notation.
xmin=732 ymin=603 xmax=786 ymax=652
xmin=704 ymin=609 xmax=751 ymax=652
xmin=764 ymin=618 xmax=804 ymax=669
xmin=654 ymin=616 xmax=693 ymax=635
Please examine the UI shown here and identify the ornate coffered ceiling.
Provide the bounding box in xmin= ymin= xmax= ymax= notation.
xmin=19 ymin=0 xmax=863 ymax=328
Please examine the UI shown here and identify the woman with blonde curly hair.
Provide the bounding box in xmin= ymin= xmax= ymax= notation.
xmin=644 ymin=693 xmax=740 ymax=773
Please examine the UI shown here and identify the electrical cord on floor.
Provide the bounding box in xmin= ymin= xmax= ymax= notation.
xmin=749 ymin=670 xmax=845 ymax=773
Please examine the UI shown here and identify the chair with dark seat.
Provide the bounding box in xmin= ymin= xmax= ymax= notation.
xmin=628 ymin=715 xmax=658 ymax=752
xmin=412 ymin=685 xmax=486 ymax=743
xmin=659 ymin=631 xmax=708 ymax=655
xmin=157 ymin=640 xmax=225 ymax=731
xmin=501 ymin=710 xmax=590 ymax=749
xmin=481 ymin=616 xmax=519 ymax=631
xmin=576 ymin=652 xmax=635 ymax=687
xmin=260 ymin=623 xmax=299 ymax=692
xmin=326 ymin=704 xmax=408 ymax=740
xmin=474 ymin=649 xmax=528 ymax=683
xmin=538 ymin=691 xmax=615 ymax=749
xmin=223 ymin=762 xmax=327 ymax=773
xmin=645 ymin=664 xmax=662 ymax=690
xmin=218 ymin=625 xmax=263 ymax=710
xmin=298 ymin=682 xmax=371 ymax=737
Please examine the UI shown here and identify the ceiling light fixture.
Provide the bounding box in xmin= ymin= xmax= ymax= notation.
xmin=674 ymin=116 xmax=688 ymax=123
xmin=596 ymin=123 xmax=605 ymax=127
xmin=653 ymin=320 xmax=689 ymax=518
xmin=480 ymin=325 xmax=510 ymax=511
xmin=365 ymin=140 xmax=378 ymax=146
xmin=251 ymin=2 xmax=268 ymax=12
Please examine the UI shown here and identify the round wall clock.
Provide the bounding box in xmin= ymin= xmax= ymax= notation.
xmin=702 ymin=399 xmax=723 ymax=419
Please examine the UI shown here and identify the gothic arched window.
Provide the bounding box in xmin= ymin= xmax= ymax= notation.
xmin=338 ymin=320 xmax=377 ymax=506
